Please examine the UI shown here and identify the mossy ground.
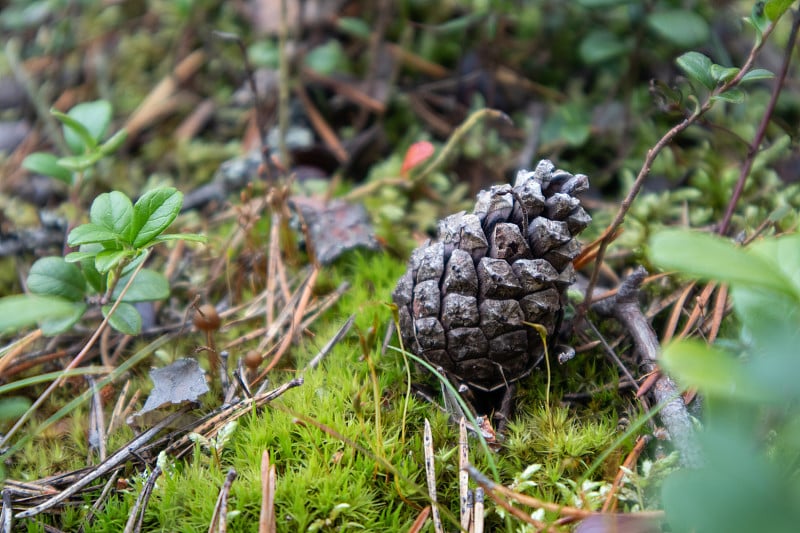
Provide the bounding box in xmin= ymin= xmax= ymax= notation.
xmin=9 ymin=249 xmax=636 ymax=532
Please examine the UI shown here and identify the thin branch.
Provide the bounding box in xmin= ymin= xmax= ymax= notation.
xmin=583 ymin=17 xmax=781 ymax=306
xmin=719 ymin=10 xmax=800 ymax=234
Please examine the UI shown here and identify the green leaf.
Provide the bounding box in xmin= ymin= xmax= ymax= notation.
xmin=52 ymin=109 xmax=96 ymax=154
xmin=94 ymin=249 xmax=131 ymax=273
xmin=113 ymin=268 xmax=169 ymax=302
xmin=711 ymin=88 xmax=745 ymax=104
xmin=304 ymin=41 xmax=348 ymax=76
xmin=39 ymin=302 xmax=86 ymax=335
xmin=336 ymin=17 xmax=371 ymax=39
xmin=64 ymin=251 xmax=96 ymax=263
xmin=0 ymin=396 xmax=31 ymax=421
xmin=22 ymin=152 xmax=73 ymax=184
xmin=709 ymin=64 xmax=740 ymax=84
xmin=741 ymin=68 xmax=775 ymax=83
xmin=648 ymin=229 xmax=797 ymax=298
xmin=56 ymin=100 xmax=112 ymax=154
xmin=746 ymin=2 xmax=770 ymax=43
xmin=579 ymin=30 xmax=628 ymax=64
xmin=90 ymin=191 xmax=134 ymax=238
xmin=765 ymin=0 xmax=793 ymax=21
xmin=663 ymin=427 xmax=800 ymax=533
xmin=69 ymin=244 xmax=106 ymax=293
xmin=647 ymin=9 xmax=710 ymax=47
xmin=541 ymin=103 xmax=591 ymax=147
xmin=67 ymin=223 xmax=123 ymax=247
xmin=27 ymin=257 xmax=86 ymax=301
xmin=676 ymin=51 xmax=715 ymax=90
xmin=662 ymin=339 xmax=769 ymax=402
xmin=130 ymin=188 xmax=183 ymax=248
xmin=102 ymin=302 xmax=142 ymax=335
xmin=152 ymin=233 xmax=207 ymax=244
xmin=0 ymin=294 xmax=83 ymax=334
xmin=750 ymin=233 xmax=800 ymax=292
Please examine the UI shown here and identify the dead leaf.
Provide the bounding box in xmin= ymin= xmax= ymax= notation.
xmin=131 ymin=359 xmax=209 ymax=424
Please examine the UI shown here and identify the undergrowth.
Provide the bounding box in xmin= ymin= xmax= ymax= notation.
xmin=9 ymin=250 xmax=631 ymax=532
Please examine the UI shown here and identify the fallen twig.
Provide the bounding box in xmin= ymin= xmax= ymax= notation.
xmin=208 ymin=468 xmax=237 ymax=533
xmin=594 ymin=267 xmax=702 ymax=468
xmin=16 ymin=409 xmax=186 ymax=518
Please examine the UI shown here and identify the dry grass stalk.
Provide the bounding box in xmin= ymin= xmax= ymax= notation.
xmin=259 ymin=450 xmax=277 ymax=533
xmin=423 ymin=419 xmax=443 ymax=533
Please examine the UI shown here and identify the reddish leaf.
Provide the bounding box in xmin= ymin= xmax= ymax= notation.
xmin=401 ymin=141 xmax=435 ymax=176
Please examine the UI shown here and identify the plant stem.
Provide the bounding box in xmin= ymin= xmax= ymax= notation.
xmin=719 ymin=10 xmax=800 ymax=235
xmin=583 ymin=18 xmax=780 ymax=307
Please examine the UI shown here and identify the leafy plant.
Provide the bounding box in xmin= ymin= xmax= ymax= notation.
xmin=22 ymin=100 xmax=127 ymax=190
xmin=649 ymin=229 xmax=800 ymax=533
xmin=0 ymin=187 xmax=205 ymax=336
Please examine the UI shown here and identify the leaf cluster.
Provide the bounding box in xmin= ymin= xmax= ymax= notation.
xmin=0 ymin=188 xmax=204 ymax=336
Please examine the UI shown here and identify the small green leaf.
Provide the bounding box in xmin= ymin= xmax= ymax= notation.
xmin=709 ymin=64 xmax=740 ymax=84
xmin=711 ymin=88 xmax=745 ymax=104
xmin=0 ymin=294 xmax=82 ymax=333
xmin=39 ymin=302 xmax=86 ymax=335
xmin=152 ymin=233 xmax=207 ymax=244
xmin=90 ymin=191 xmax=134 ymax=238
xmin=336 ymin=17 xmax=371 ymax=39
xmin=765 ymin=0 xmax=793 ymax=21
xmin=579 ymin=30 xmax=628 ymax=64
xmin=64 ymin=251 xmax=97 ymax=263
xmin=67 ymin=223 xmax=122 ymax=247
xmin=52 ymin=109 xmax=96 ymax=154
xmin=676 ymin=51 xmax=715 ymax=90
xmin=130 ymin=188 xmax=183 ymax=248
xmin=95 ymin=249 xmax=131 ymax=273
xmin=113 ymin=268 xmax=169 ymax=302
xmin=662 ymin=339 xmax=769 ymax=402
xmin=304 ymin=41 xmax=348 ymax=76
xmin=27 ymin=257 xmax=86 ymax=301
xmin=647 ymin=10 xmax=710 ymax=47
xmin=746 ymin=2 xmax=770 ymax=43
xmin=22 ymin=152 xmax=73 ymax=184
xmin=541 ymin=103 xmax=591 ymax=147
xmin=0 ymin=396 xmax=31 ymax=421
xmin=56 ymin=100 xmax=112 ymax=154
xmin=741 ymin=68 xmax=774 ymax=83
xmin=102 ymin=302 xmax=142 ymax=335
xmin=649 ymin=229 xmax=796 ymax=298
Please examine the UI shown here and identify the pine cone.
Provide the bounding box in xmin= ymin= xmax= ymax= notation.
xmin=392 ymin=160 xmax=591 ymax=392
